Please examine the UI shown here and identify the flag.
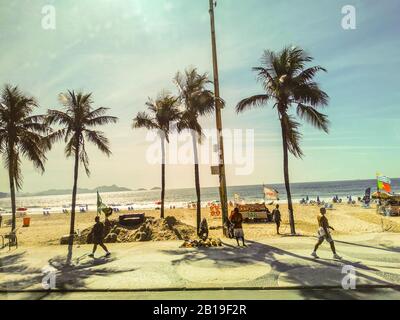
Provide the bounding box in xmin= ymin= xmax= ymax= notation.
xmin=97 ymin=191 xmax=112 ymax=216
xmin=377 ymin=175 xmax=391 ymax=193
xmin=264 ymin=187 xmax=279 ymax=200
xmin=364 ymin=187 xmax=371 ymax=204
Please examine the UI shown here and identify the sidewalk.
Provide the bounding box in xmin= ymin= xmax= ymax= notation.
xmin=1 ymin=233 xmax=400 ymax=297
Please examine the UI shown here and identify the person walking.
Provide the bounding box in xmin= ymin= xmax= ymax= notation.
xmin=311 ymin=207 xmax=341 ymax=259
xmin=272 ymin=204 xmax=281 ymax=235
xmin=229 ymin=207 xmax=246 ymax=246
xmin=88 ymin=216 xmax=111 ymax=258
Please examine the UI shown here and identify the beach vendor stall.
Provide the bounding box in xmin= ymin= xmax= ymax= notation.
xmin=237 ymin=203 xmax=272 ymax=223
xmin=372 ymin=191 xmax=400 ymax=217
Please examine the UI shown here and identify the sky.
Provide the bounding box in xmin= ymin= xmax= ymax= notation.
xmin=0 ymin=0 xmax=400 ymax=192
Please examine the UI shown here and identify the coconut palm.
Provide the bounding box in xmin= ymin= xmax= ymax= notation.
xmin=133 ymin=92 xmax=180 ymax=219
xmin=175 ymin=68 xmax=217 ymax=232
xmin=0 ymin=85 xmax=50 ymax=231
xmin=47 ymin=91 xmax=118 ymax=261
xmin=236 ymin=46 xmax=329 ymax=234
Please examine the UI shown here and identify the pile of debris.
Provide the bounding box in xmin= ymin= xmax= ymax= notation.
xmin=180 ymin=237 xmax=223 ymax=248
xmin=75 ymin=216 xmax=196 ymax=244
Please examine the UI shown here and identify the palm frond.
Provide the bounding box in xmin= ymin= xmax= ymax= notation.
xmin=84 ymin=129 xmax=112 ymax=156
xmin=295 ymin=66 xmax=327 ymax=84
xmin=296 ymin=104 xmax=329 ymax=133
xmin=19 ymin=132 xmax=47 ymax=172
xmin=49 ymin=90 xmax=117 ymax=176
xmin=281 ymin=114 xmax=303 ymax=158
xmin=132 ymin=112 xmax=158 ymax=130
xmin=46 ymin=109 xmax=74 ymax=126
xmin=85 ymin=107 xmax=108 ymax=120
xmin=0 ymin=84 xmax=50 ymax=191
xmin=86 ymin=115 xmax=118 ymax=127
xmin=292 ymin=82 xmax=329 ymax=107
xmin=134 ymin=92 xmax=180 ymax=142
xmin=64 ymin=135 xmax=78 ymax=158
xmin=236 ymin=94 xmax=270 ymax=113
xmin=80 ymin=143 xmax=90 ymax=176
xmin=173 ymin=67 xmax=215 ymax=141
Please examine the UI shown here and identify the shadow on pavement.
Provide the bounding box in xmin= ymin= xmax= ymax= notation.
xmin=46 ymin=255 xmax=138 ymax=291
xmin=0 ymin=251 xmax=138 ymax=297
xmin=0 ymin=251 xmax=43 ymax=293
xmin=335 ymin=239 xmax=400 ymax=253
xmin=161 ymin=239 xmax=399 ymax=299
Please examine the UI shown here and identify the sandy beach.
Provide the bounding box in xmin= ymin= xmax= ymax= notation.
xmin=1 ymin=203 xmax=399 ymax=247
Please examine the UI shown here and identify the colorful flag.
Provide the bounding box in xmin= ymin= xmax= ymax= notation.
xmin=377 ymin=175 xmax=391 ymax=193
xmin=264 ymin=187 xmax=279 ymax=200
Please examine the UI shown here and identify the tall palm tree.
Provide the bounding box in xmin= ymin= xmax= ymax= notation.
xmin=0 ymin=85 xmax=50 ymax=231
xmin=175 ymin=68 xmax=216 ymax=232
xmin=133 ymin=92 xmax=180 ymax=219
xmin=236 ymin=47 xmax=329 ymax=235
xmin=47 ymin=91 xmax=118 ymax=261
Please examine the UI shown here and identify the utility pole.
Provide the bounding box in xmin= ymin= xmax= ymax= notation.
xmin=208 ymin=0 xmax=229 ymax=234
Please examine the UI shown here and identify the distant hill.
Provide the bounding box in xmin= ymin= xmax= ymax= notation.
xmin=20 ymin=185 xmax=132 ymax=197
xmin=136 ymin=188 xmax=147 ymax=191
xmin=0 ymin=192 xmax=8 ymax=198
xmin=151 ymin=187 xmax=161 ymax=190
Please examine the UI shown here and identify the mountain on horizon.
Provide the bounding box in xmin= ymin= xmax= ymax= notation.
xmin=15 ymin=184 xmax=132 ymax=197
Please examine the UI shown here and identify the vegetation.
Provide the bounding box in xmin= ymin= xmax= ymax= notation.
xmin=236 ymin=46 xmax=329 ymax=234
xmin=175 ymin=67 xmax=217 ymax=232
xmin=133 ymin=92 xmax=180 ymax=218
xmin=47 ymin=90 xmax=118 ymax=261
xmin=0 ymin=85 xmax=50 ymax=231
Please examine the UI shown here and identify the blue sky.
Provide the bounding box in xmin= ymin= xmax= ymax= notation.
xmin=0 ymin=0 xmax=399 ymax=192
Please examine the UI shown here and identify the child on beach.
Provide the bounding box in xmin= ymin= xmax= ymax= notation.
xmin=272 ymin=204 xmax=281 ymax=235
xmin=229 ymin=207 xmax=246 ymax=246
xmin=311 ymin=207 xmax=341 ymax=260
xmin=88 ymin=216 xmax=111 ymax=258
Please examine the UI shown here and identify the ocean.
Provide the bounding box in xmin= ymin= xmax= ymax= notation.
xmin=0 ymin=178 xmax=398 ymax=215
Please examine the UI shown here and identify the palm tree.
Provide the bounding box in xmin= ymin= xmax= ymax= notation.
xmin=236 ymin=46 xmax=329 ymax=235
xmin=175 ymin=68 xmax=216 ymax=233
xmin=0 ymin=85 xmax=50 ymax=231
xmin=133 ymin=92 xmax=180 ymax=219
xmin=47 ymin=91 xmax=118 ymax=261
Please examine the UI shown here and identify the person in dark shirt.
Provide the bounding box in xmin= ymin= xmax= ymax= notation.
xmin=311 ymin=207 xmax=341 ymax=260
xmin=272 ymin=204 xmax=281 ymax=234
xmin=229 ymin=207 xmax=246 ymax=246
xmin=88 ymin=216 xmax=110 ymax=258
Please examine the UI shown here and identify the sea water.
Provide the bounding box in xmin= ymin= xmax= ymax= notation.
xmin=0 ymin=178 xmax=398 ymax=215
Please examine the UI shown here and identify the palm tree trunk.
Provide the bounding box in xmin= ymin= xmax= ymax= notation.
xmin=280 ymin=120 xmax=296 ymax=235
xmin=8 ymin=157 xmax=16 ymax=232
xmin=191 ymin=133 xmax=201 ymax=233
xmin=67 ymin=141 xmax=80 ymax=263
xmin=160 ymin=138 xmax=165 ymax=219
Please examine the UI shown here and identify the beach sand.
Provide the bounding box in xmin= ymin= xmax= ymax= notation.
xmin=1 ymin=203 xmax=399 ymax=247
